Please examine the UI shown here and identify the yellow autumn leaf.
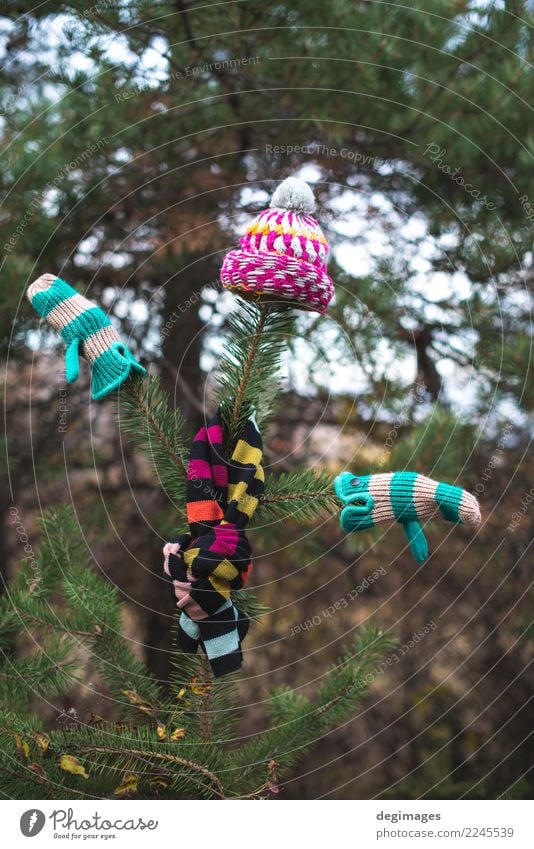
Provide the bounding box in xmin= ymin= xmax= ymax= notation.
xmin=28 ymin=762 xmax=46 ymax=779
xmin=170 ymin=727 xmax=186 ymax=742
xmin=32 ymin=732 xmax=50 ymax=754
xmin=59 ymin=754 xmax=89 ymax=779
xmin=113 ymin=772 xmax=139 ymax=797
xmin=190 ymin=676 xmax=212 ymax=696
xmin=121 ymin=689 xmax=143 ymax=704
xmin=148 ymin=774 xmax=170 ymax=791
xmin=155 ymin=723 xmax=167 ymax=741
xmin=14 ymin=733 xmax=29 ymax=760
xmin=121 ymin=690 xmax=154 ymax=716
xmin=176 ymin=687 xmax=187 ymax=700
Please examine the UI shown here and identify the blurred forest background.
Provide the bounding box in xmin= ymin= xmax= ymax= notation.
xmin=1 ymin=1 xmax=532 ymax=799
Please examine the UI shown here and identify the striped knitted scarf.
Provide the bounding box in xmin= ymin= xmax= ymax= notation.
xmin=163 ymin=408 xmax=264 ymax=677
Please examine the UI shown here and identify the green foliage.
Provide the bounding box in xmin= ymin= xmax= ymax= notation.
xmin=0 ymin=272 xmax=398 ymax=798
xmin=3 ymin=0 xmax=533 ymax=416
xmin=260 ymin=468 xmax=338 ymax=524
xmin=0 ymin=506 xmax=394 ymax=800
xmin=115 ymin=376 xmax=189 ymax=509
xmin=230 ymin=625 xmax=396 ymax=794
xmin=216 ymin=299 xmax=295 ymax=447
xmin=387 ymin=407 xmax=478 ymax=480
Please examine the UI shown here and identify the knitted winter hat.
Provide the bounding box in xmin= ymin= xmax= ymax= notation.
xmin=27 ymin=274 xmax=145 ymax=400
xmin=220 ymin=177 xmax=334 ymax=314
xmin=334 ymin=471 xmax=481 ymax=563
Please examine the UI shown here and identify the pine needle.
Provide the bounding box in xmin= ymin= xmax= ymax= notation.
xmin=115 ymin=376 xmax=189 ymax=505
xmin=216 ymin=299 xmax=295 ymax=446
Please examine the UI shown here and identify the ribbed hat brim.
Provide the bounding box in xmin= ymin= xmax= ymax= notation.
xmin=220 ymin=249 xmax=334 ymax=314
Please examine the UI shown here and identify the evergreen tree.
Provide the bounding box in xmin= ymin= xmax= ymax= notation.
xmin=1 ymin=1 xmax=532 ymax=414
xmin=1 ymin=2 xmax=532 ymax=800
xmin=0 ymin=299 xmax=395 ymax=799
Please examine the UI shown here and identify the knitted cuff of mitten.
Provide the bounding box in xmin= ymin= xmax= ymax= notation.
xmin=27 ymin=274 xmax=146 ymax=399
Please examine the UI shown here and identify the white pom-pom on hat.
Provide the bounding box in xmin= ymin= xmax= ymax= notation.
xmin=270 ymin=177 xmax=316 ymax=214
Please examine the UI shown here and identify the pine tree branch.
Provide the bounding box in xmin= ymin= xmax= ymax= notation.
xmin=0 ymin=766 xmax=58 ymax=797
xmin=230 ymin=626 xmax=396 ymax=789
xmin=77 ymin=745 xmax=224 ymax=796
xmin=258 ymin=469 xmax=338 ymax=523
xmin=228 ymin=303 xmax=269 ymax=442
xmin=116 ymin=376 xmax=188 ymax=505
xmin=217 ymin=299 xmax=295 ymax=444
xmin=123 ymin=376 xmax=188 ymax=475
xmin=13 ymin=611 xmax=98 ymax=639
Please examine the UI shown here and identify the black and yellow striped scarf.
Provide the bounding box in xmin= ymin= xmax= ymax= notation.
xmin=163 ymin=408 xmax=263 ymax=676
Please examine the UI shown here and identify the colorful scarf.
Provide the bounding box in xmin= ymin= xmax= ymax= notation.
xmin=163 ymin=408 xmax=264 ymax=676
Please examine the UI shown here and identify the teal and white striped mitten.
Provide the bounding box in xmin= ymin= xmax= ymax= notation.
xmin=334 ymin=471 xmax=481 ymax=562
xmin=27 ymin=274 xmax=145 ymax=400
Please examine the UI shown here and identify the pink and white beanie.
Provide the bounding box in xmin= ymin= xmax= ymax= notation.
xmin=220 ymin=177 xmax=334 ymax=314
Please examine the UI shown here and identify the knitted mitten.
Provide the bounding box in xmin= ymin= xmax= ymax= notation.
xmin=27 ymin=274 xmax=145 ymax=400
xmin=163 ymin=408 xmax=264 ymax=676
xmin=334 ymin=471 xmax=480 ymax=563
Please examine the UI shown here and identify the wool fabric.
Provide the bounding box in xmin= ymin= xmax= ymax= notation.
xmin=163 ymin=408 xmax=264 ymax=676
xmin=221 ymin=177 xmax=334 ymax=314
xmin=334 ymin=471 xmax=481 ymax=562
xmin=27 ymin=274 xmax=145 ymax=399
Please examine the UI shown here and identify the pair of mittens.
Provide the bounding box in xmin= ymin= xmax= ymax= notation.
xmin=27 ymin=274 xmax=145 ymax=399
xmin=334 ymin=471 xmax=480 ymax=562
